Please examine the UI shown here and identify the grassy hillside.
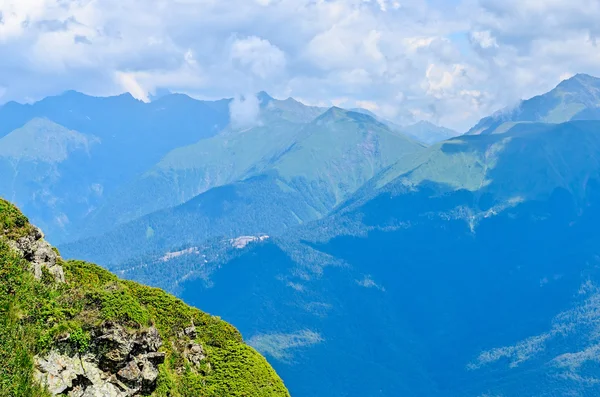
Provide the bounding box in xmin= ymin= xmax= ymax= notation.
xmin=272 ymin=107 xmax=424 ymax=207
xmin=85 ymin=118 xmax=306 ymax=231
xmin=0 ymin=198 xmax=289 ymax=397
xmin=374 ymin=121 xmax=600 ymax=207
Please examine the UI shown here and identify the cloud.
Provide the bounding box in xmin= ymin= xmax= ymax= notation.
xmin=230 ymin=36 xmax=286 ymax=79
xmin=115 ymin=71 xmax=149 ymax=102
xmin=470 ymin=31 xmax=498 ymax=49
xmin=229 ymin=93 xmax=261 ymax=128
xmin=1 ymin=0 xmax=600 ymax=130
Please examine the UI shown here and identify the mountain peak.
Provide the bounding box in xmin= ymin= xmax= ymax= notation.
xmin=412 ymin=120 xmax=436 ymax=128
xmin=257 ymin=91 xmax=274 ymax=104
xmin=59 ymin=89 xmax=86 ymax=97
xmin=316 ymin=106 xmax=354 ymax=123
xmin=467 ymin=73 xmax=600 ymax=135
xmin=555 ymin=73 xmax=600 ymax=92
xmin=567 ymin=73 xmax=597 ymax=82
xmin=402 ymin=120 xmax=458 ymax=144
xmin=149 ymin=87 xmax=173 ymax=101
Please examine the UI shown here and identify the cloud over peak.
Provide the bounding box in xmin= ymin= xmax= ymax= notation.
xmin=1 ymin=0 xmax=600 ymax=130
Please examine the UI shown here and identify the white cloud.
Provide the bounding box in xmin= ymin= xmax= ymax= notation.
xmin=230 ymin=36 xmax=286 ymax=79
xmin=229 ymin=93 xmax=261 ymax=128
xmin=115 ymin=72 xmax=149 ymax=102
xmin=471 ymin=31 xmax=498 ymax=49
xmin=0 ymin=0 xmax=600 ymax=130
xmin=355 ymin=100 xmax=379 ymax=112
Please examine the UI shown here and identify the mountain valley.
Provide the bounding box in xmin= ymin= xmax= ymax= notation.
xmin=3 ymin=74 xmax=600 ymax=397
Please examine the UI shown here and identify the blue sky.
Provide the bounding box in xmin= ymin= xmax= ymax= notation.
xmin=1 ymin=0 xmax=599 ymax=131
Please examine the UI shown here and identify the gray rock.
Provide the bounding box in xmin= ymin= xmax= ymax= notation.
xmin=184 ymin=342 xmax=207 ymax=367
xmin=96 ymin=323 xmax=135 ymax=370
xmin=139 ymin=358 xmax=160 ymax=393
xmin=34 ymin=350 xmax=82 ymax=395
xmin=134 ymin=327 xmax=162 ymax=353
xmin=7 ymin=226 xmax=65 ymax=283
xmin=35 ymin=323 xmax=166 ymax=396
xmin=117 ymin=360 xmax=142 ymax=388
xmin=139 ymin=352 xmax=166 ymax=365
xmin=183 ymin=324 xmax=197 ymax=339
xmin=34 ymin=351 xmax=125 ymax=397
xmin=78 ymin=383 xmax=124 ymax=397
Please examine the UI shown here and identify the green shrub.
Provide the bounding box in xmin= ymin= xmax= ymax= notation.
xmin=0 ymin=199 xmax=290 ymax=397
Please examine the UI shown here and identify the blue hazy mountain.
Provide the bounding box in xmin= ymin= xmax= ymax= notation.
xmin=6 ymin=75 xmax=600 ymax=397
xmin=467 ymin=73 xmax=600 ymax=135
xmin=60 ymin=108 xmax=425 ymax=265
xmin=401 ymin=120 xmax=459 ymax=144
xmin=160 ymin=121 xmax=600 ymax=397
xmin=0 ymin=91 xmax=230 ymax=243
xmin=350 ymin=108 xmax=459 ymax=144
xmin=79 ymin=114 xmax=600 ymax=397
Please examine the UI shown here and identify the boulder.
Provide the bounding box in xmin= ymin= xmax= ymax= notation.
xmin=134 ymin=326 xmax=162 ymax=354
xmin=96 ymin=323 xmax=135 ymax=370
xmin=184 ymin=342 xmax=207 ymax=367
xmin=183 ymin=324 xmax=197 ymax=339
xmin=117 ymin=360 xmax=142 ymax=388
xmin=34 ymin=351 xmax=125 ymax=397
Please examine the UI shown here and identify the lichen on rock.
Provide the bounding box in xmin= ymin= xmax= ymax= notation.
xmin=34 ymin=322 xmax=166 ymax=396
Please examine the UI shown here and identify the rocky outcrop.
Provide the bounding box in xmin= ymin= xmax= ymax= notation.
xmin=34 ymin=322 xmax=165 ymax=396
xmin=184 ymin=342 xmax=207 ymax=367
xmin=7 ymin=226 xmax=65 ymax=283
xmin=178 ymin=323 xmax=208 ymax=369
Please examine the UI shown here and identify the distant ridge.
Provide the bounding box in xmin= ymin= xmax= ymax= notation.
xmin=467 ymin=73 xmax=600 ymax=135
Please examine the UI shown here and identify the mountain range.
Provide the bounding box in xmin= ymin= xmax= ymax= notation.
xmin=0 ymin=90 xmax=446 ymax=246
xmin=3 ymin=73 xmax=600 ymax=396
xmin=466 ymin=73 xmax=600 ymax=135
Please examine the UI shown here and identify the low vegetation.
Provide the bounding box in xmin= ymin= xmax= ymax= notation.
xmin=0 ymin=198 xmax=289 ymax=397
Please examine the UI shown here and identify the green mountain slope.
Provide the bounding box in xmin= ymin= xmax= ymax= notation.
xmin=0 ymin=197 xmax=289 ymax=397
xmin=84 ymin=118 xmax=304 ymax=231
xmin=61 ymin=108 xmax=425 ymax=265
xmin=374 ymin=121 xmax=600 ymax=207
xmin=272 ymin=107 xmax=423 ymax=207
xmin=467 ymin=73 xmax=600 ymax=135
xmin=79 ymin=95 xmax=326 ymax=237
xmin=0 ymin=118 xmax=98 ymax=163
